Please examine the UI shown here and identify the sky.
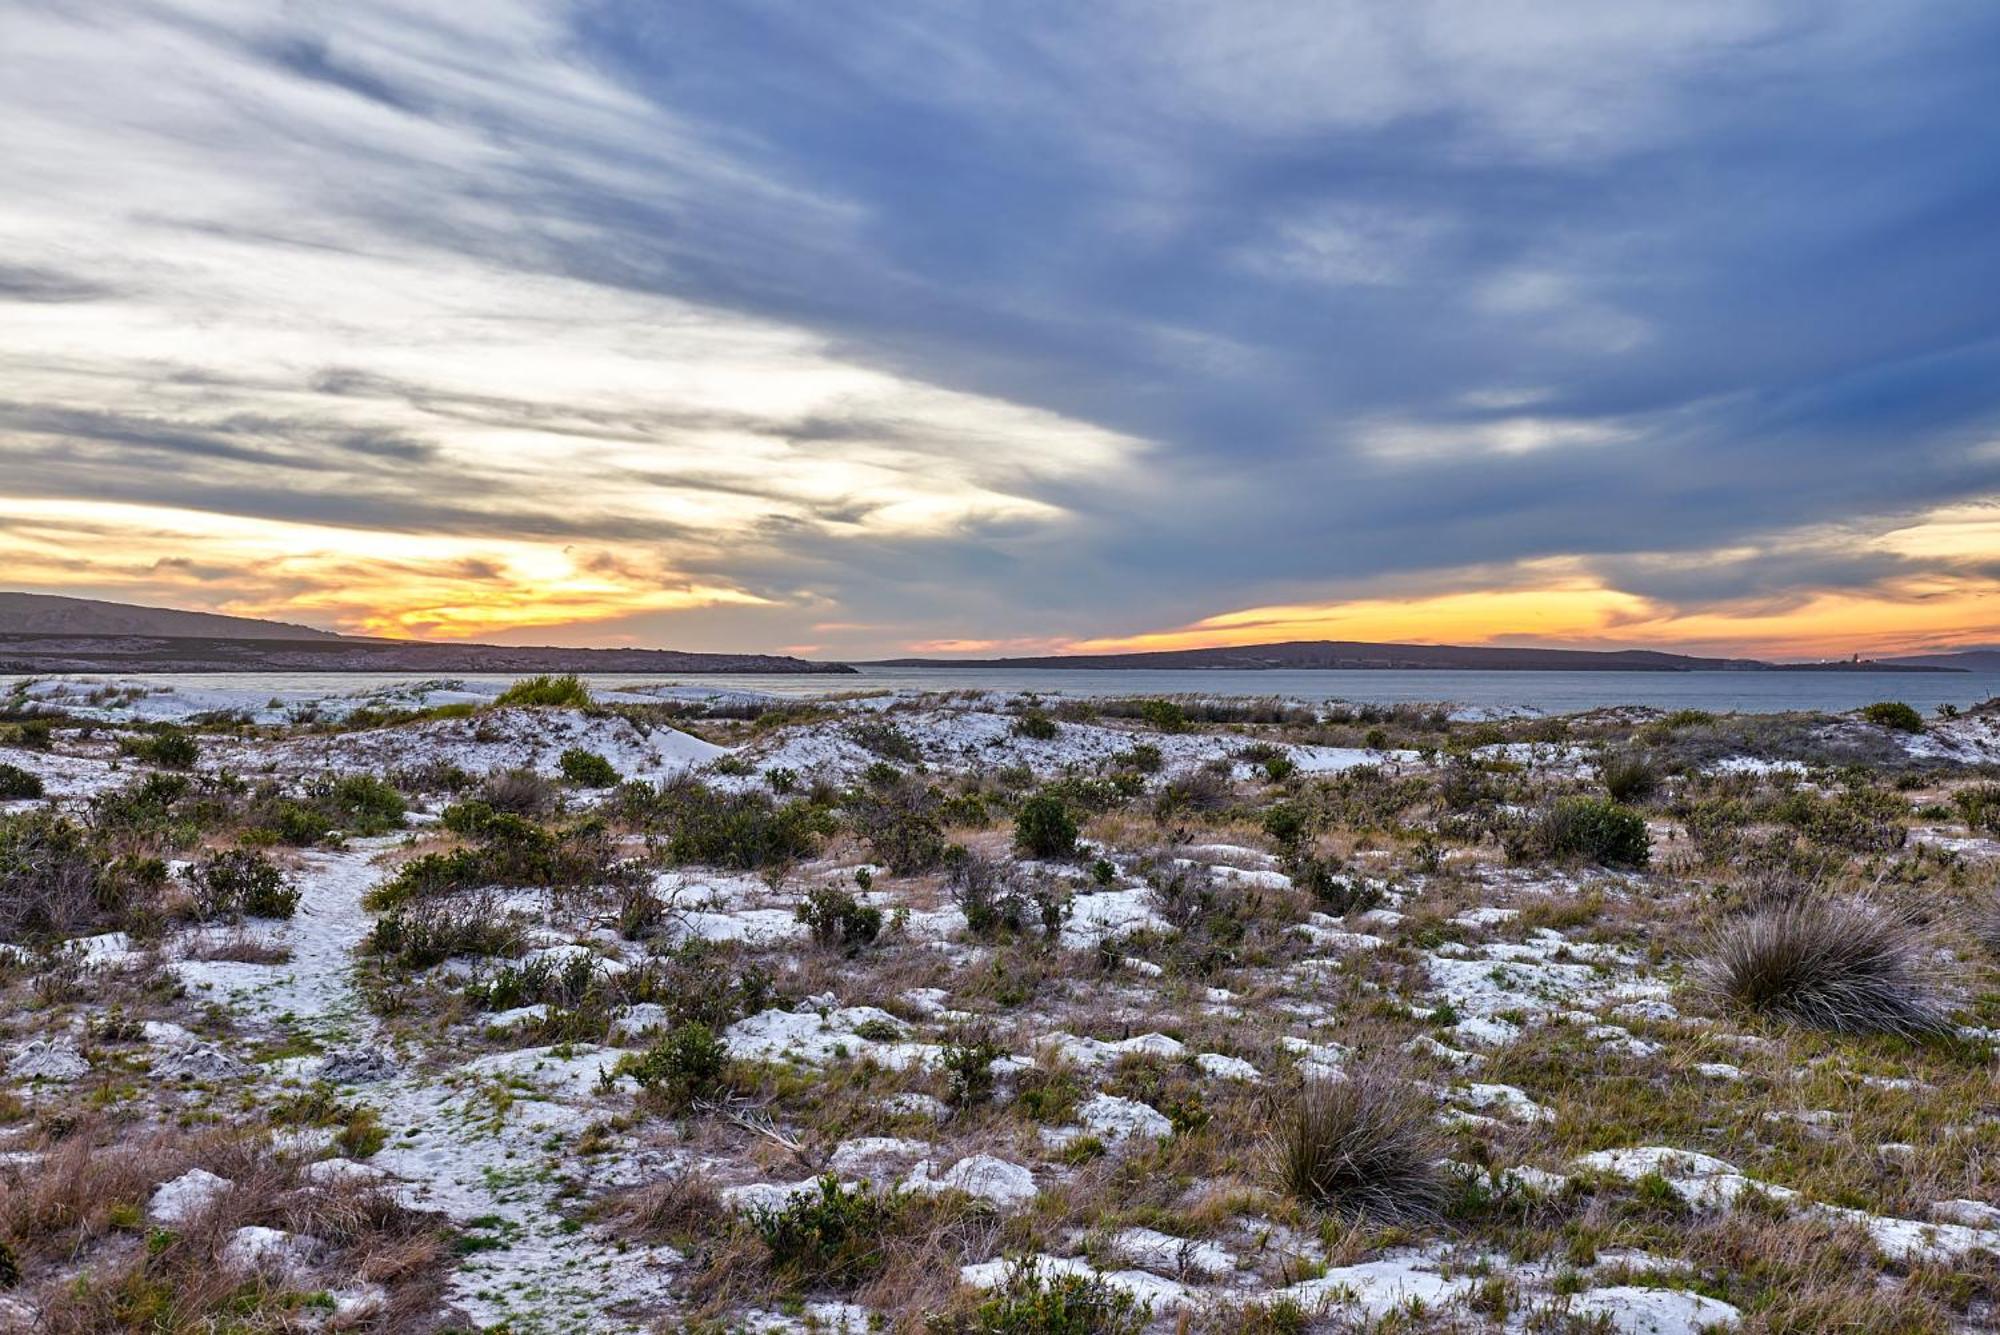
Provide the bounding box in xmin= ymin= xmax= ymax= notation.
xmin=2 ymin=0 xmax=1998 ymax=661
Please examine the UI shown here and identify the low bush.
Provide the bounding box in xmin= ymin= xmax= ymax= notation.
xmin=1272 ymin=1065 xmax=1446 ymax=1222
xmin=941 ymin=1259 xmax=1149 ymax=1334
xmin=119 ymin=726 xmax=199 ymax=769
xmin=748 ymin=1176 xmax=901 ymax=1287
xmin=850 ymin=720 xmax=922 ymax=763
xmin=1507 ymin=796 xmax=1650 ymax=868
xmin=478 ymin=766 xmax=559 ymax=817
xmin=617 ymin=1021 xmax=732 ymax=1112
xmin=850 ymin=779 xmax=949 ymax=874
xmin=1011 ymin=711 xmax=1059 ymax=741
xmin=0 ymin=809 xmax=101 ymax=940
xmin=1014 ymin=792 xmax=1078 ymax=860
xmin=1859 ymin=700 xmax=1924 ymax=734
xmin=624 ymin=777 xmax=831 ymax=871
xmin=0 ymin=763 xmax=44 ymax=800
xmin=367 ymin=894 xmax=524 ymax=968
xmin=559 ymin=747 xmax=620 ymax=787
xmin=948 ymin=850 xmax=1070 ymax=938
xmin=182 ymin=848 xmax=300 ymax=920
xmin=939 ymin=1031 xmax=1008 ymax=1107
xmin=796 ymin=885 xmax=883 ymax=953
xmin=495 ymin=674 xmax=593 ymax=708
xmin=1150 ymin=768 xmax=1232 ymax=821
xmin=1694 ymin=896 xmax=1952 ymax=1036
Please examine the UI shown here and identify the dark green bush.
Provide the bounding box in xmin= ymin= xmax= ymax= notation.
xmin=0 ymin=809 xmax=101 ymax=939
xmin=748 ymin=1177 xmax=901 ymax=1287
xmin=0 ymin=763 xmax=43 ymax=800
xmin=850 ymin=780 xmax=948 ymax=874
xmin=1860 ymin=701 xmax=1923 ymax=734
xmin=559 ymin=748 xmax=620 ymax=787
xmin=945 ymin=1260 xmax=1148 ymax=1334
xmin=366 ymin=895 xmax=524 ymax=968
xmin=120 ymin=726 xmax=199 ymax=769
xmin=1509 ymin=796 xmax=1650 ymax=868
xmin=1011 ymin=712 xmax=1059 ymax=741
xmin=617 ymin=1021 xmax=732 ymax=1111
xmin=850 ymin=720 xmax=922 ymax=763
xmin=1014 ymin=792 xmax=1078 ymax=860
xmin=183 ymin=848 xmax=299 ymax=920
xmin=623 ymin=778 xmax=831 ymax=870
xmin=939 ymin=1032 xmax=1008 ymax=1106
xmin=796 ymin=885 xmax=883 ymax=953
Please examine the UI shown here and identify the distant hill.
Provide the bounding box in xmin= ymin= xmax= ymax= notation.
xmin=0 ymin=592 xmax=337 ymax=640
xmin=872 ymin=638 xmax=1953 ymax=673
xmin=0 ymin=592 xmax=852 ymax=675
xmin=1879 ymin=649 xmax=2000 ymax=672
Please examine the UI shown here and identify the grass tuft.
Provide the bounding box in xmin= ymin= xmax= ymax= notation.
xmin=1693 ymin=896 xmax=1953 ymax=1036
xmin=1269 ymin=1064 xmax=1446 ymax=1222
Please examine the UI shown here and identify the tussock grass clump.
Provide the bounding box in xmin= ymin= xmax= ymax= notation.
xmin=1694 ymin=897 xmax=1953 ymax=1036
xmin=495 ymin=673 xmax=593 ymax=708
xmin=1270 ymin=1066 xmax=1446 ymax=1222
xmin=1599 ymin=749 xmax=1660 ymax=803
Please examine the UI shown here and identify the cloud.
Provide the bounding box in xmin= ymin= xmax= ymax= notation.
xmin=0 ymin=1 xmax=1997 ymax=655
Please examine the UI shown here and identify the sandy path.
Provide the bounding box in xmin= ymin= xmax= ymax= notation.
xmin=176 ymin=840 xmax=685 ymax=1332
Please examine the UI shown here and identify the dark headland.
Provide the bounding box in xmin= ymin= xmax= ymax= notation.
xmin=0 ymin=593 xmax=853 ymax=675
xmin=871 ymin=639 xmax=1964 ymax=673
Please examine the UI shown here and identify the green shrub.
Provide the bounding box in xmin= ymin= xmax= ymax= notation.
xmin=120 ymin=726 xmax=199 ymax=769
xmin=851 ymin=779 xmax=949 ymax=874
xmin=1112 ymin=743 xmax=1163 ymax=774
xmin=796 ymin=885 xmax=883 ymax=953
xmin=366 ymin=895 xmax=524 ymax=968
xmin=623 ymin=778 xmax=830 ymax=870
xmin=1012 ymin=712 xmax=1059 ymax=741
xmin=1137 ymin=700 xmax=1188 ymax=733
xmin=850 ymin=720 xmax=922 ymax=763
xmin=749 ymin=1176 xmax=901 ymax=1287
xmin=617 ymin=1021 xmax=732 ymax=1111
xmin=948 ymin=850 xmax=1070 ymax=938
xmin=0 ymin=809 xmax=101 ymax=939
xmin=0 ymin=763 xmax=43 ymax=800
xmin=1014 ymin=792 xmax=1079 ymax=860
xmin=946 ymin=1260 xmax=1148 ymax=1334
xmin=1773 ymin=786 xmax=1906 ymax=852
xmin=1954 ymin=783 xmax=2000 ymax=834
xmin=1509 ymin=796 xmax=1650 ymax=869
xmin=495 ymin=674 xmax=593 ymax=708
xmin=183 ymin=848 xmax=299 ymax=920
xmin=939 ymin=1031 xmax=1007 ymax=1106
xmin=1860 ymin=700 xmax=1924 ymax=733
xmin=559 ymin=748 xmax=620 ymax=787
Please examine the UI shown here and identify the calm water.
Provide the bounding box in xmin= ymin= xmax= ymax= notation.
xmin=43 ymin=667 xmax=2000 ymax=716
